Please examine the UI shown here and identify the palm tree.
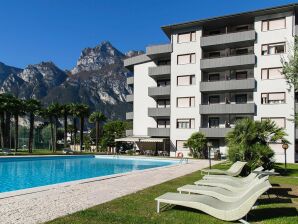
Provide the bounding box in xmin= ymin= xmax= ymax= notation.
xmin=89 ymin=111 xmax=106 ymax=152
xmin=47 ymin=103 xmax=62 ymax=152
xmin=69 ymin=103 xmax=79 ymax=150
xmin=75 ymin=104 xmax=89 ymax=151
xmin=11 ymin=98 xmax=26 ymax=152
xmin=226 ymin=118 xmax=289 ymax=170
xmin=25 ymin=99 xmax=42 ymax=153
xmin=0 ymin=94 xmax=17 ymax=148
xmin=60 ymin=104 xmax=71 ymax=148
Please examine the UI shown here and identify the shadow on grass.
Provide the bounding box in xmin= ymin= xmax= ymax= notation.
xmin=268 ymin=187 xmax=298 ymax=198
xmin=249 ymin=207 xmax=298 ymax=222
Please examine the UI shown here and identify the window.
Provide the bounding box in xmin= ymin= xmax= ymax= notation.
xmin=208 ymin=73 xmax=220 ymax=81
xmin=208 ymin=51 xmax=221 ymax=58
xmin=261 ymin=67 xmax=283 ymax=80
xmin=177 ymin=31 xmax=196 ymax=43
xmin=261 ymin=92 xmax=285 ymax=104
xmin=157 ymin=99 xmax=170 ymax=108
xmin=262 ymin=43 xmax=285 ymax=55
xmin=235 ymin=25 xmax=249 ymax=32
xmin=176 ymin=140 xmax=188 ymax=150
xmin=157 ymin=80 xmax=170 ymax=87
xmin=262 ymin=17 xmax=286 ymax=31
xmin=208 ymin=30 xmax=221 ymax=36
xmin=176 ymin=119 xmax=195 ymax=129
xmin=236 ymin=71 xmax=247 ymax=80
xmin=157 ymin=119 xmax=170 ymax=128
xmin=209 ymin=117 xmax=219 ymax=128
xmin=177 ymin=75 xmax=195 ymax=86
xmin=209 ymin=95 xmax=220 ymax=104
xmin=235 ymin=94 xmax=247 ymax=104
xmin=177 ymin=53 xmax=196 ymax=65
xmin=261 ymin=117 xmax=285 ymax=128
xmin=157 ymin=60 xmax=170 ymax=65
xmin=177 ymin=97 xmax=195 ymax=107
xmin=235 ymin=48 xmax=248 ymax=55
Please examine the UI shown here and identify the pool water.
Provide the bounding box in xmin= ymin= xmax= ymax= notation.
xmin=0 ymin=156 xmax=177 ymax=193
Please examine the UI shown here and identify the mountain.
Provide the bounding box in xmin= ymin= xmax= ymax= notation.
xmin=0 ymin=41 xmax=135 ymax=119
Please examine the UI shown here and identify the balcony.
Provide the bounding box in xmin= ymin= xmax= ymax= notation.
xmin=126 ymin=94 xmax=134 ymax=103
xmin=200 ymin=79 xmax=256 ymax=92
xmin=126 ymin=112 xmax=133 ymax=120
xmin=199 ymin=128 xmax=232 ymax=138
xmin=148 ymin=128 xmax=170 ymax=137
xmin=148 ymin=107 xmax=171 ymax=118
xmin=201 ymin=30 xmax=256 ymax=48
xmin=148 ymin=65 xmax=171 ymax=79
xmin=146 ymin=43 xmax=172 ymax=59
xmin=201 ymin=54 xmax=255 ymax=70
xmin=148 ymin=86 xmax=171 ymax=98
xmin=296 ymin=103 xmax=298 ymax=113
xmin=126 ymin=129 xmax=133 ymax=136
xmin=127 ymin=77 xmax=134 ymax=86
xmin=200 ymin=103 xmax=255 ymax=114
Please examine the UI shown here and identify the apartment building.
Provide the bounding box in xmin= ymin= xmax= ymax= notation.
xmin=123 ymin=4 xmax=298 ymax=163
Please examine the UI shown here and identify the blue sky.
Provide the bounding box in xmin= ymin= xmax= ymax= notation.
xmin=0 ymin=0 xmax=297 ymax=69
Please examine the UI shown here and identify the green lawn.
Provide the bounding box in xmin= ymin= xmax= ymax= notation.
xmin=47 ymin=162 xmax=298 ymax=224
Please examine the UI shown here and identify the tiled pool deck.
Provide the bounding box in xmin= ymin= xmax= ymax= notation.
xmin=0 ymin=157 xmax=219 ymax=224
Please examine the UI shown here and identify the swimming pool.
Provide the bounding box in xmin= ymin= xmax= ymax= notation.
xmin=0 ymin=155 xmax=178 ymax=193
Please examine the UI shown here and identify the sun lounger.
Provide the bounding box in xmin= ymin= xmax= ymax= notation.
xmin=201 ymin=161 xmax=247 ymax=176
xmin=155 ymin=180 xmax=271 ymax=222
xmin=177 ymin=175 xmax=268 ymax=202
xmin=202 ymin=166 xmax=263 ymax=182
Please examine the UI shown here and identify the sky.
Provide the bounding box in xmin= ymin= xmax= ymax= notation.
xmin=0 ymin=0 xmax=297 ymax=70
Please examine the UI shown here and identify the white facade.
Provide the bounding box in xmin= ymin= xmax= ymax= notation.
xmin=125 ymin=4 xmax=298 ymax=163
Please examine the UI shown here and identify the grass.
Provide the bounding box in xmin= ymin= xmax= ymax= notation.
xmin=47 ymin=162 xmax=298 ymax=224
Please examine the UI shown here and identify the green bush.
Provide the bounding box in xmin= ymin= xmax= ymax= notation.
xmin=226 ymin=118 xmax=288 ymax=171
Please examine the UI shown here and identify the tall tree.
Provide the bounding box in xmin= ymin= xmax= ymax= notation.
xmin=47 ymin=103 xmax=62 ymax=152
xmin=89 ymin=111 xmax=106 ymax=152
xmin=25 ymin=99 xmax=42 ymax=153
xmin=60 ymin=104 xmax=71 ymax=148
xmin=69 ymin=103 xmax=79 ymax=149
xmin=11 ymin=98 xmax=26 ymax=152
xmin=75 ymin=104 xmax=89 ymax=151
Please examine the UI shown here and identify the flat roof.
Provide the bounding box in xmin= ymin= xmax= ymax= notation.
xmin=162 ymin=3 xmax=298 ymax=37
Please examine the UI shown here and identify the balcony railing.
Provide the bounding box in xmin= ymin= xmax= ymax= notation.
xmin=126 ymin=112 xmax=133 ymax=120
xmin=200 ymin=103 xmax=255 ymax=114
xmin=148 ymin=128 xmax=170 ymax=137
xmin=126 ymin=94 xmax=134 ymax=103
xmin=127 ymin=77 xmax=134 ymax=85
xmin=199 ymin=128 xmax=232 ymax=138
xmin=148 ymin=107 xmax=171 ymax=117
xmin=201 ymin=54 xmax=255 ymax=70
xmin=200 ymin=78 xmax=256 ymax=92
xmin=201 ymin=30 xmax=256 ymax=47
xmin=148 ymin=65 xmax=171 ymax=79
xmin=146 ymin=43 xmax=172 ymax=58
xmin=148 ymin=86 xmax=171 ymax=98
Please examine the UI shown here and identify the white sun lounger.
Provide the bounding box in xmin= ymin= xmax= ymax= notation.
xmin=155 ymin=180 xmax=271 ymax=222
xmin=202 ymin=166 xmax=264 ymax=183
xmin=177 ymin=176 xmax=268 ymax=202
xmin=201 ymin=161 xmax=247 ymax=176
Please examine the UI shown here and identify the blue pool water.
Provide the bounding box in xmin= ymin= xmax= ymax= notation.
xmin=0 ymin=156 xmax=177 ymax=193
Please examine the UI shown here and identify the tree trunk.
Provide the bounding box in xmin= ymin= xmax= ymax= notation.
xmin=0 ymin=111 xmax=5 ymax=148
xmin=50 ymin=117 xmax=54 ymax=152
xmin=14 ymin=114 xmax=19 ymax=152
xmin=96 ymin=120 xmax=99 ymax=152
xmin=73 ymin=117 xmax=77 ymax=150
xmin=5 ymin=112 xmax=11 ymax=148
xmin=80 ymin=116 xmax=84 ymax=152
xmin=28 ymin=113 xmax=34 ymax=153
xmin=64 ymin=114 xmax=68 ymax=148
xmin=54 ymin=117 xmax=57 ymax=152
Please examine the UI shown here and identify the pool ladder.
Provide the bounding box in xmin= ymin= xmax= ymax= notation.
xmin=179 ymin=158 xmax=189 ymax=164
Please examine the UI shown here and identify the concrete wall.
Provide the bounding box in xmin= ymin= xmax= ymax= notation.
xmin=254 ymin=11 xmax=295 ymax=163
